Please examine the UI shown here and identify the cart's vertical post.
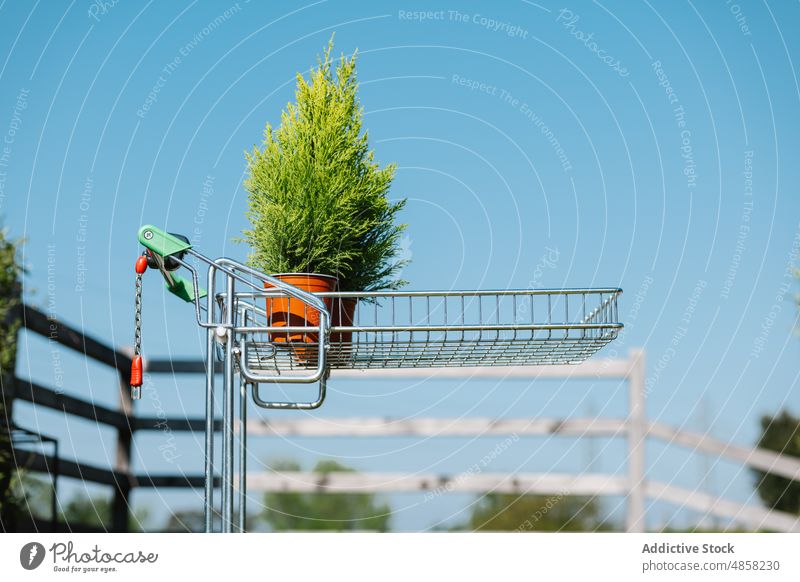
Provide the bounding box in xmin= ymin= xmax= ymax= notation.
xmin=626 ymin=348 xmax=646 ymax=532
xmin=204 ymin=264 xmax=217 ymax=533
xmin=221 ymin=272 xmax=236 ymax=532
xmin=237 ymin=311 xmax=249 ymax=532
xmin=238 ymin=380 xmax=247 ymax=532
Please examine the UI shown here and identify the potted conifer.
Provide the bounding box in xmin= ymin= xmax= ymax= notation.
xmin=242 ymin=37 xmax=408 ymax=347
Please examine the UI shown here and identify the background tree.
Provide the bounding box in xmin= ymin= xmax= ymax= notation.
xmin=0 ymin=226 xmax=23 ymax=530
xmin=58 ymin=495 xmax=113 ymax=529
xmin=3 ymin=471 xmax=51 ymax=530
xmin=261 ymin=459 xmax=390 ymax=531
xmin=163 ymin=509 xmax=208 ymax=533
xmin=452 ymin=493 xmax=616 ymax=532
xmin=8 ymin=472 xmax=150 ymax=531
xmin=752 ymin=409 xmax=800 ymax=515
xmin=55 ymin=493 xmax=149 ymax=532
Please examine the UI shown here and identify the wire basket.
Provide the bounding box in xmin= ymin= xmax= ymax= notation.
xmin=237 ymin=289 xmax=622 ymax=372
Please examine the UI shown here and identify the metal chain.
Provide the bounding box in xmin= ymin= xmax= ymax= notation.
xmin=130 ymin=267 xmax=144 ymax=400
xmin=134 ymin=272 xmax=143 ymax=357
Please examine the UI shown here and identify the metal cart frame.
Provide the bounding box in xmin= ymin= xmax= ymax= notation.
xmin=133 ymin=225 xmax=623 ymax=532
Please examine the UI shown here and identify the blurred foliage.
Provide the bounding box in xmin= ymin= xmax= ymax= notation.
xmin=6 ymin=472 xmax=149 ymax=531
xmin=57 ymin=493 xmax=149 ymax=532
xmin=56 ymin=491 xmax=149 ymax=532
xmin=753 ymin=409 xmax=800 ymax=515
xmin=0 ymin=226 xmax=23 ymax=530
xmin=164 ymin=509 xmax=208 ymax=533
xmin=2 ymin=471 xmax=49 ymax=530
xmin=261 ymin=459 xmax=391 ymax=531
xmin=0 ymin=226 xmax=22 ymax=372
xmin=452 ymin=493 xmax=617 ymax=532
xmin=58 ymin=494 xmax=113 ymax=529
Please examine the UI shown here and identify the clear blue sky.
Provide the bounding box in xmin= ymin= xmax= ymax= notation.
xmin=2 ymin=1 xmax=798 ymax=531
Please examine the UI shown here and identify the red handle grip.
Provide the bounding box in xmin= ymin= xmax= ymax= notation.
xmin=130 ymin=355 xmax=143 ymax=387
xmin=135 ymin=255 xmax=148 ymax=274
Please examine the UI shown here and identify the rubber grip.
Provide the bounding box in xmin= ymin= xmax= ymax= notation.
xmin=130 ymin=355 xmax=143 ymax=387
xmin=135 ymin=255 xmax=148 ymax=274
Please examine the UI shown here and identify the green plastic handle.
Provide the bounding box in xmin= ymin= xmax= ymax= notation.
xmin=138 ymin=225 xmax=207 ymax=303
xmin=138 ymin=224 xmax=192 ymax=258
xmin=167 ymin=274 xmax=207 ymax=302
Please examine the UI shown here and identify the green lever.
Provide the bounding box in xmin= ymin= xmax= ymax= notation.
xmin=138 ymin=224 xmax=192 ymax=258
xmin=167 ymin=274 xmax=207 ymax=302
xmin=138 ymin=224 xmax=207 ymax=303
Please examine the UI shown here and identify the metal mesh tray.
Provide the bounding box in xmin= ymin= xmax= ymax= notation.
xmin=236 ymin=289 xmax=622 ymax=371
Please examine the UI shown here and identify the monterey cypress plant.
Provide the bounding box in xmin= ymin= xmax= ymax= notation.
xmin=242 ymin=36 xmax=408 ymax=292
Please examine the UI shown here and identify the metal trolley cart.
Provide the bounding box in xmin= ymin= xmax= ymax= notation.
xmin=130 ymin=225 xmax=623 ymax=532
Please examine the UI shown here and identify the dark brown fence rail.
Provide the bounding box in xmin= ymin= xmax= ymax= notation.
xmin=8 ymin=305 xmax=217 ymax=532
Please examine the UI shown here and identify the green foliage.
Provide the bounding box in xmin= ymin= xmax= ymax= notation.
xmin=1 ymin=471 xmax=49 ymax=530
xmin=261 ymin=459 xmax=391 ymax=531
xmin=0 ymin=227 xmax=22 ymax=528
xmin=5 ymin=472 xmax=150 ymax=532
xmin=56 ymin=493 xmax=149 ymax=532
xmin=60 ymin=495 xmax=113 ymax=529
xmin=453 ymin=493 xmax=616 ymax=532
xmin=242 ymin=36 xmax=408 ymax=292
xmin=10 ymin=471 xmax=52 ymax=509
xmin=753 ymin=409 xmax=800 ymax=515
xmin=163 ymin=509 xmax=207 ymax=533
xmin=0 ymin=227 xmax=22 ymax=373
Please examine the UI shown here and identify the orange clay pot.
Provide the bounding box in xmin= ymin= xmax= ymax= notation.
xmin=265 ymin=274 xmax=337 ymax=349
xmin=331 ymin=297 xmax=358 ymax=345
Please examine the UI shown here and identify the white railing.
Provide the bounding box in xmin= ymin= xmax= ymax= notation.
xmin=242 ymin=349 xmax=800 ymax=533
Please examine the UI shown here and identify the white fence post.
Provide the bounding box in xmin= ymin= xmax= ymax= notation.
xmin=626 ymin=348 xmax=646 ymax=532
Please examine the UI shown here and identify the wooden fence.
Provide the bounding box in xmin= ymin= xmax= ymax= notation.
xmin=5 ymin=306 xmax=800 ymax=533
xmin=6 ymin=305 xmax=214 ymax=532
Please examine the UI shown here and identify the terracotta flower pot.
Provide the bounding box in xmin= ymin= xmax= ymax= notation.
xmin=264 ymin=274 xmax=338 ymax=351
xmin=331 ymin=297 xmax=358 ymax=345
